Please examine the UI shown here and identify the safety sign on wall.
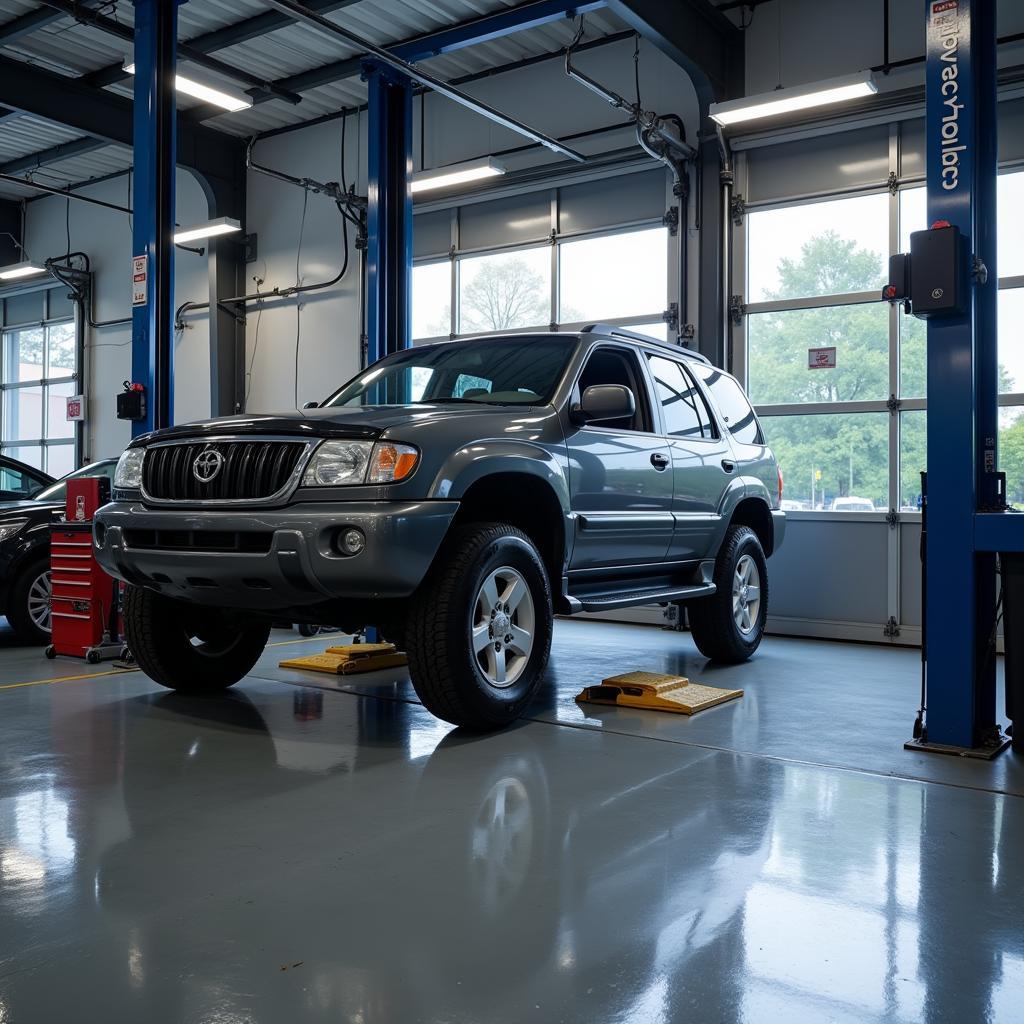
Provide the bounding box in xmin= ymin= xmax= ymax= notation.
xmin=132 ymin=254 xmax=148 ymax=307
xmin=66 ymin=395 xmax=85 ymax=421
xmin=808 ymin=346 xmax=837 ymax=370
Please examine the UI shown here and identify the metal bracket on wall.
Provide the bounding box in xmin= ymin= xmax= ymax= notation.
xmin=887 ymin=171 xmax=900 ymax=195
xmin=883 ymin=616 xmax=901 ymax=639
xmin=243 ymin=233 xmax=258 ymax=263
xmin=885 ymin=509 xmax=899 ymax=529
xmin=663 ymin=205 xmax=679 ymax=236
xmin=730 ymin=193 xmax=746 ymax=225
xmin=681 ymin=323 xmax=695 ymax=340
xmin=663 ymin=302 xmax=679 ymax=333
xmin=887 ymin=393 xmax=902 ymax=415
xmin=728 ymin=295 xmax=746 ymax=325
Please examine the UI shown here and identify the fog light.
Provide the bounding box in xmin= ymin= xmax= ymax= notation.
xmin=338 ymin=528 xmax=365 ymax=556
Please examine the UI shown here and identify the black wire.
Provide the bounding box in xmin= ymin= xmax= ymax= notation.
xmin=294 ymin=186 xmax=310 ymax=408
xmin=633 ymin=32 xmax=642 ymax=112
xmin=244 ymin=293 xmax=264 ymax=412
xmin=340 ymin=108 xmax=349 ymax=195
xmin=65 ymin=195 xmax=71 ymax=259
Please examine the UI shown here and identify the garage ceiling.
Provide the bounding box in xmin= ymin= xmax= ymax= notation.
xmin=0 ymin=0 xmax=629 ymax=200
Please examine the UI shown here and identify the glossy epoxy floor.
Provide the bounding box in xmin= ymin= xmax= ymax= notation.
xmin=0 ymin=621 xmax=1022 ymax=1024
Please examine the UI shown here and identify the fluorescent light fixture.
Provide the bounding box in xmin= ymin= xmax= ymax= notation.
xmin=173 ymin=217 xmax=242 ymax=244
xmin=124 ymin=63 xmax=253 ymax=113
xmin=411 ymin=158 xmax=506 ymax=194
xmin=709 ymin=71 xmax=878 ymax=127
xmin=0 ymin=261 xmax=46 ymax=280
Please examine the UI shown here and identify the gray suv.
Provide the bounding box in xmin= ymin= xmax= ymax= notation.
xmin=95 ymin=325 xmax=784 ymax=730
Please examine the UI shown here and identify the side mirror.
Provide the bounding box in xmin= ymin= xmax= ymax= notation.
xmin=571 ymin=384 xmax=636 ymax=425
xmin=302 ymin=401 xmax=319 ymax=410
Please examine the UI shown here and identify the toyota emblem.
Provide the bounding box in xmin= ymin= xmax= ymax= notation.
xmin=193 ymin=448 xmax=225 ymax=483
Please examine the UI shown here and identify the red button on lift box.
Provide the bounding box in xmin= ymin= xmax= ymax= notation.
xmin=45 ymin=476 xmax=125 ymax=664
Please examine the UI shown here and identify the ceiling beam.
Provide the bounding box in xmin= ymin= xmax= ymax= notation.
xmin=0 ymin=0 xmax=104 ymax=45
xmin=35 ymin=0 xmax=302 ymax=104
xmin=0 ymin=136 xmax=108 ymax=176
xmin=189 ymin=0 xmax=607 ymax=119
xmin=605 ymin=0 xmax=743 ymax=102
xmin=0 ymin=53 xmax=243 ymax=186
xmin=83 ymin=0 xmax=364 ymax=91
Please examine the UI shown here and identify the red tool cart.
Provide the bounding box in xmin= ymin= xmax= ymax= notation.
xmin=46 ymin=475 xmax=124 ymax=663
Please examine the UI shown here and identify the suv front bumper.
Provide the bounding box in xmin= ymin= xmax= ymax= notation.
xmin=93 ymin=500 xmax=459 ymax=609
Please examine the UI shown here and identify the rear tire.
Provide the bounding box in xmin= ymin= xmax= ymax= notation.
xmin=123 ymin=585 xmax=270 ymax=693
xmin=7 ymin=556 xmax=52 ymax=644
xmin=688 ymin=525 xmax=768 ymax=663
xmin=406 ymin=523 xmax=553 ymax=730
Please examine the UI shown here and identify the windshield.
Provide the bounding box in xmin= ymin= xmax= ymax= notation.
xmin=323 ymin=337 xmax=576 ymax=408
xmin=35 ymin=461 xmax=116 ymax=503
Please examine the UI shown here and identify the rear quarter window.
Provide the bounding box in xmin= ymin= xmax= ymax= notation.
xmin=693 ymin=366 xmax=763 ymax=445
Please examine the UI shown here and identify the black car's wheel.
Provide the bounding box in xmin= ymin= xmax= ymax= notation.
xmin=406 ymin=523 xmax=553 ymax=730
xmin=123 ymin=585 xmax=270 ymax=693
xmin=688 ymin=525 xmax=768 ymax=663
xmin=7 ymin=556 xmax=52 ymax=644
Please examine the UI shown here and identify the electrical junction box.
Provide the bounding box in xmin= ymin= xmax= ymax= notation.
xmin=909 ymin=224 xmax=966 ymax=319
xmin=116 ymin=384 xmax=146 ymax=421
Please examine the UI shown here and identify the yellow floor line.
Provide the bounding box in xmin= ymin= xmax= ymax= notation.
xmin=0 ymin=667 xmax=137 ymax=692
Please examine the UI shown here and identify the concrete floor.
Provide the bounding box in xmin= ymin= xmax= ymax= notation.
xmin=0 ymin=619 xmax=1021 ymax=1024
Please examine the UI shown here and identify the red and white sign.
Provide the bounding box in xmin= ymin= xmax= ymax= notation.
xmin=132 ymin=254 xmax=148 ymax=307
xmin=808 ymin=346 xmax=837 ymax=370
xmin=932 ymin=1 xmax=957 ymax=14
xmin=66 ymin=394 xmax=85 ymax=421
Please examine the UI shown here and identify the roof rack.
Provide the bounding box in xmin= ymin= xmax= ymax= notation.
xmin=579 ymin=323 xmax=711 ymax=364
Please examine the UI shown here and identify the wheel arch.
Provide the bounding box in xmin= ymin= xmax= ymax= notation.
xmin=728 ymin=497 xmax=775 ymax=557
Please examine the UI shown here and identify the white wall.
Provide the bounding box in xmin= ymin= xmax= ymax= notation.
xmin=243 ymin=36 xmax=699 ymax=411
xmin=23 ymin=170 xmax=212 ymax=462
xmin=735 ymin=0 xmax=1024 ymax=97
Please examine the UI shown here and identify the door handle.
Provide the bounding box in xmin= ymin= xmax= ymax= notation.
xmin=650 ymin=453 xmax=670 ymax=470
xmin=721 ymin=459 xmax=736 ymax=473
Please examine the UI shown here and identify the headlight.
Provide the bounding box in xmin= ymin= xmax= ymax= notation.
xmin=303 ymin=441 xmax=374 ymax=486
xmin=0 ymin=519 xmax=27 ymax=543
xmin=114 ymin=448 xmax=146 ymax=489
xmin=302 ymin=441 xmax=420 ymax=487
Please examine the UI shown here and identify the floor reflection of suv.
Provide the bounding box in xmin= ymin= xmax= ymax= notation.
xmin=95 ymin=326 xmax=785 ymax=730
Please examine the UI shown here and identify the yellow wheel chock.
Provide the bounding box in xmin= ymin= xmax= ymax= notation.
xmin=576 ymin=671 xmax=742 ymax=715
xmin=280 ymin=642 xmax=408 ymax=676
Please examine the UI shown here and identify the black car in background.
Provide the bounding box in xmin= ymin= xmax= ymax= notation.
xmin=0 ymin=460 xmax=117 ymax=643
xmin=0 ymin=454 xmax=54 ymax=502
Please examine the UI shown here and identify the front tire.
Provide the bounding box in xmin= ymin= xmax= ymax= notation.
xmin=123 ymin=585 xmax=270 ymax=694
xmin=688 ymin=525 xmax=768 ymax=663
xmin=406 ymin=523 xmax=553 ymax=730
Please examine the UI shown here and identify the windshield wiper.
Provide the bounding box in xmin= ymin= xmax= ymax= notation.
xmin=414 ymin=396 xmax=496 ymax=405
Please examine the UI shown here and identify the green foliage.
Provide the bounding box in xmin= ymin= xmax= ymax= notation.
xmin=1001 ymin=410 xmax=1024 ymax=506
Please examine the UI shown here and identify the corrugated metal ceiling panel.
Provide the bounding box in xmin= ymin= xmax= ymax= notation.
xmin=0 ymin=0 xmax=630 ymax=187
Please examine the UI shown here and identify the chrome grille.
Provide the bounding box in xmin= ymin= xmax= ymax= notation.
xmin=142 ymin=440 xmax=307 ymax=501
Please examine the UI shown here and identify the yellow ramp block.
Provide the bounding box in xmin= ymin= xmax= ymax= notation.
xmin=576 ymin=670 xmax=742 ymax=715
xmin=280 ymin=642 xmax=408 ymax=676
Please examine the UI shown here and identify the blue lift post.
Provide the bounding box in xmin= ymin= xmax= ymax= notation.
xmin=130 ymin=0 xmax=180 ymax=437
xmin=914 ymin=0 xmax=1017 ymax=755
xmin=364 ymin=61 xmax=413 ymax=364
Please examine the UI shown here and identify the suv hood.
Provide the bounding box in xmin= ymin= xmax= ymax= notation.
xmin=131 ymin=405 xmax=546 ymax=446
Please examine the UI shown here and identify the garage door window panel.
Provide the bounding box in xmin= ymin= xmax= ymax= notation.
xmin=748 ymin=303 xmax=889 ymax=407
xmin=457 ymin=247 xmax=550 ymax=334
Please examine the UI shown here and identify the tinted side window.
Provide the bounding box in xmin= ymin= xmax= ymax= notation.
xmin=0 ymin=466 xmax=39 ymax=498
xmin=647 ymin=356 xmax=715 ymax=440
xmin=693 ymin=366 xmax=763 ymax=444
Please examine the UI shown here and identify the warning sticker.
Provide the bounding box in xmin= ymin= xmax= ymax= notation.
xmin=932 ymin=1 xmax=957 ymax=13
xmin=132 ymin=254 xmax=147 ymax=307
xmin=808 ymin=346 xmax=837 ymax=370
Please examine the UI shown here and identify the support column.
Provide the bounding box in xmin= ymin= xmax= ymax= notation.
xmin=364 ymin=61 xmax=413 ymax=363
xmin=130 ymin=0 xmax=178 ymax=436
xmin=922 ymin=0 xmax=999 ymax=748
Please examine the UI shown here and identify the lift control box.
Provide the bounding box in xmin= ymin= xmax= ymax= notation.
xmin=909 ymin=224 xmax=966 ymax=319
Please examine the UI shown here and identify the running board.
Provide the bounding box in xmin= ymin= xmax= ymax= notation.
xmin=570 ymin=582 xmax=716 ymax=613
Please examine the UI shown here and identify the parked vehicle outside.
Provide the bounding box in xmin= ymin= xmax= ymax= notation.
xmin=95 ymin=326 xmax=785 ymax=730
xmin=830 ymin=496 xmax=876 ymax=512
xmin=0 ymin=460 xmax=117 ymax=642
